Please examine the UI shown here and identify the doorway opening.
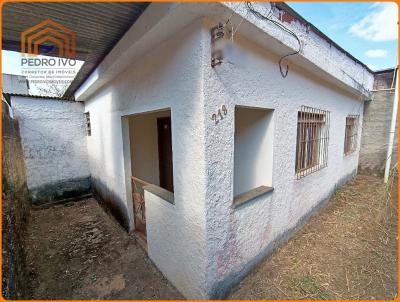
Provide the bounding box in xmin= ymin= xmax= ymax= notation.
xmin=128 ymin=109 xmax=174 ymax=242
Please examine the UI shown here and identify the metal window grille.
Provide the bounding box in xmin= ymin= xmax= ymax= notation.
xmin=344 ymin=115 xmax=359 ymax=155
xmin=295 ymin=106 xmax=330 ymax=179
xmin=84 ymin=112 xmax=91 ymax=136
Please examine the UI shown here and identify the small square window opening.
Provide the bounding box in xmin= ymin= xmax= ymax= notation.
xmin=84 ymin=112 xmax=91 ymax=136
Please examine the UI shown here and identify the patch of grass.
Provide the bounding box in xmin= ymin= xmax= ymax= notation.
xmin=370 ymin=249 xmax=385 ymax=262
xmin=292 ymin=275 xmax=332 ymax=299
xmin=350 ymin=190 xmax=360 ymax=197
xmin=332 ymin=184 xmax=345 ymax=199
xmin=90 ymin=275 xmax=97 ymax=283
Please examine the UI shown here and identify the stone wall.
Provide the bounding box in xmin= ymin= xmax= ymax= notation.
xmin=2 ymin=100 xmax=30 ymax=298
xmin=359 ymin=69 xmax=397 ymax=175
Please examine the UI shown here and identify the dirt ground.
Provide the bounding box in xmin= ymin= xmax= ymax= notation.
xmin=229 ymin=175 xmax=398 ymax=300
xmin=25 ymin=198 xmax=183 ymax=299
xmin=24 ymin=175 xmax=397 ymax=300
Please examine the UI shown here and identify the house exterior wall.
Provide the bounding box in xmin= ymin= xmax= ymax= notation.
xmin=359 ymin=69 xmax=397 ymax=175
xmin=81 ymin=14 xmax=366 ymax=300
xmin=201 ymin=28 xmax=364 ymax=297
xmin=11 ymin=96 xmax=90 ymax=203
xmin=83 ymin=21 xmax=209 ymax=298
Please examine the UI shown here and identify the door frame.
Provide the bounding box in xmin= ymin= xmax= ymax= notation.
xmin=121 ymin=108 xmax=173 ymax=242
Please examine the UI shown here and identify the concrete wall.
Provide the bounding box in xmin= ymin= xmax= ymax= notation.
xmin=2 ymin=74 xmax=29 ymax=94
xmin=11 ymin=96 xmax=91 ymax=204
xmin=83 ymin=21 xmax=208 ymax=298
xmin=359 ymin=69 xmax=397 ymax=175
xmin=202 ymin=28 xmax=364 ymax=297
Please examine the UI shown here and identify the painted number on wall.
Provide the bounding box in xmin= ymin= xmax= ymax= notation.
xmin=212 ymin=105 xmax=227 ymax=125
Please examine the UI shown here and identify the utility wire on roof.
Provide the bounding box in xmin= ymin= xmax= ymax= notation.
xmin=246 ymin=2 xmax=302 ymax=78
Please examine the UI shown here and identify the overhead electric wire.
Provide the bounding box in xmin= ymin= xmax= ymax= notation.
xmin=246 ymin=2 xmax=302 ymax=78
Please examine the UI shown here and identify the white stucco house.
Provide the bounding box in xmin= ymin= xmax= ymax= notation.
xmin=6 ymin=2 xmax=376 ymax=299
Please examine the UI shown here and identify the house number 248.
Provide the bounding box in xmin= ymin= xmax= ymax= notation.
xmin=212 ymin=105 xmax=227 ymax=125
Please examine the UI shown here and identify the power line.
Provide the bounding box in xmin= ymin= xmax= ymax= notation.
xmin=245 ymin=2 xmax=302 ymax=78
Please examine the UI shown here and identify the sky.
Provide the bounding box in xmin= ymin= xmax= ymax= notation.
xmin=2 ymin=50 xmax=84 ymax=96
xmin=287 ymin=2 xmax=398 ymax=71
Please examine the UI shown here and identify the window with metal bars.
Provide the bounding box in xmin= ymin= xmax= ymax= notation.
xmin=344 ymin=115 xmax=359 ymax=155
xmin=84 ymin=112 xmax=91 ymax=136
xmin=295 ymin=106 xmax=330 ymax=179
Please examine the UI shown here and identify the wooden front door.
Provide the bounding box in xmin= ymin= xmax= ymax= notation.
xmin=157 ymin=117 xmax=174 ymax=192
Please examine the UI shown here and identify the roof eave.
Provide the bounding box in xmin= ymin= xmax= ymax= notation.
xmin=75 ymin=2 xmax=375 ymax=101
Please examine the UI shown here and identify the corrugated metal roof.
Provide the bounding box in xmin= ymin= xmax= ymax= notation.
xmin=2 ymin=2 xmax=149 ymax=99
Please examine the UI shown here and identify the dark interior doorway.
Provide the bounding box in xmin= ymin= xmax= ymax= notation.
xmin=128 ymin=110 xmax=173 ymax=244
xmin=157 ymin=117 xmax=174 ymax=192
